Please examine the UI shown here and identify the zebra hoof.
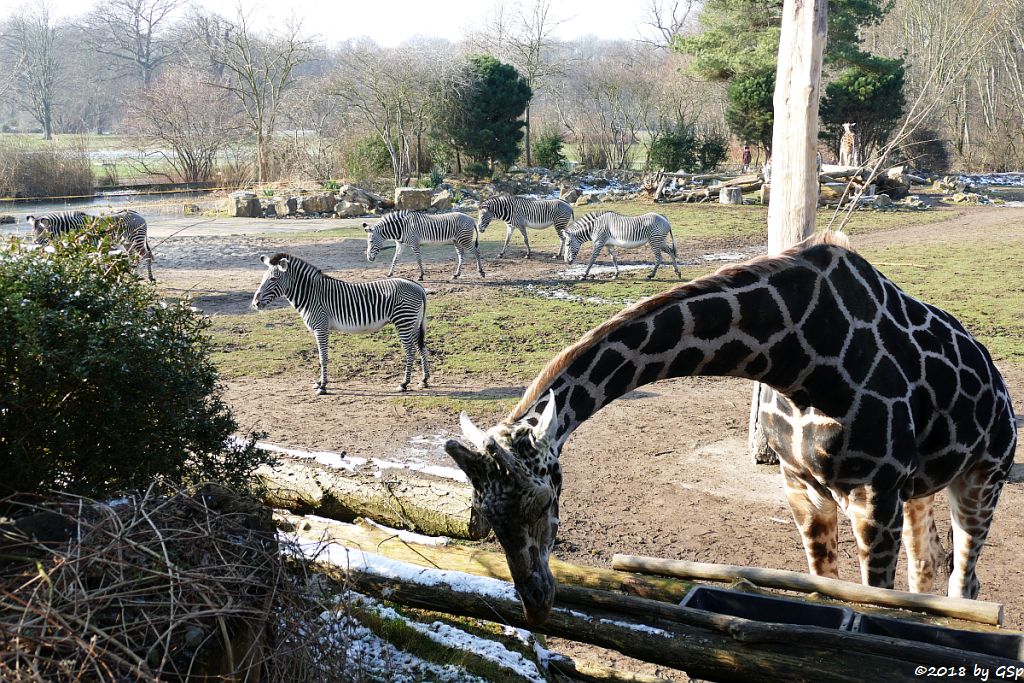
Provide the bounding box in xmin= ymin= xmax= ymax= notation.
xmin=420 ymin=380 xmax=429 ymax=388
xmin=316 ymin=387 xmax=327 ymax=396
xmin=398 ymin=384 xmax=409 ymax=392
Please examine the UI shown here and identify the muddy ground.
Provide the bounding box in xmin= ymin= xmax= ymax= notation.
xmin=148 ymin=207 xmax=1024 ymax=678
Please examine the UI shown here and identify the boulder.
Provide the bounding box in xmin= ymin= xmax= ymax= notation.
xmin=560 ymin=187 xmax=581 ymax=203
xmin=574 ymin=194 xmax=591 ymax=207
xmin=947 ymin=192 xmax=988 ymax=205
xmin=394 ymin=187 xmax=432 ymax=212
xmin=338 ymin=184 xmax=386 ymax=210
xmin=430 ymin=190 xmax=452 ymax=212
xmin=719 ymin=187 xmax=743 ymax=205
xmin=0 ymin=214 xmax=16 ymax=224
xmin=334 ymin=200 xmax=367 ymax=218
xmin=301 ymin=193 xmax=336 ymax=214
xmin=271 ymin=197 xmax=294 ymax=217
xmin=872 ymin=193 xmax=893 ymax=208
xmin=182 ymin=204 xmax=201 ymax=216
xmin=226 ymin=191 xmax=261 ymax=218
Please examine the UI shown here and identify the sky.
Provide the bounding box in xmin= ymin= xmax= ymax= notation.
xmin=12 ymin=0 xmax=665 ymax=47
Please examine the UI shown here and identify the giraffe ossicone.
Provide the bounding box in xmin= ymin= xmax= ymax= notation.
xmin=446 ymin=231 xmax=1017 ymax=627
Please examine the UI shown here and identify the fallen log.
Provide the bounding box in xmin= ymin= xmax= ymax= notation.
xmin=281 ymin=513 xmax=693 ymax=602
xmin=612 ymin=554 xmax=1003 ymax=626
xmin=301 ymin=539 xmax=1023 ymax=682
xmin=256 ymin=452 xmax=490 ymax=540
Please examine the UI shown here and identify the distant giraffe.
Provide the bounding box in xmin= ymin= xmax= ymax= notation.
xmin=840 ymin=122 xmax=860 ymax=167
xmin=445 ymin=231 xmax=1016 ymax=626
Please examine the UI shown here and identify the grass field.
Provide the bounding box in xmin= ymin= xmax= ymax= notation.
xmin=203 ymin=202 xmax=1019 ymax=417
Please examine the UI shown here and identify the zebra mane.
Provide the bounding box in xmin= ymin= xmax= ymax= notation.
xmin=268 ymin=252 xmax=322 ymax=274
xmin=567 ymin=210 xmax=613 ymax=233
xmin=509 ymin=230 xmax=854 ymax=421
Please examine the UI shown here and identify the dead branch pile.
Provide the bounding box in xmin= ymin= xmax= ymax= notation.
xmin=0 ymin=484 xmax=330 ymax=682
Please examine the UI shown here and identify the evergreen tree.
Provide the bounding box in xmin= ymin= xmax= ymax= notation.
xmin=436 ymin=55 xmax=532 ymax=170
xmin=819 ymin=57 xmax=906 ymax=158
xmin=724 ymin=68 xmax=776 ymax=153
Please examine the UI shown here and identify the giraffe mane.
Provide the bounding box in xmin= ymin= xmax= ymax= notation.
xmin=508 ymin=229 xmax=853 ymax=421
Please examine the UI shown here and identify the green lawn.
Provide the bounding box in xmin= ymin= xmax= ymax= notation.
xmin=210 ymin=202 xmax=1020 ymax=415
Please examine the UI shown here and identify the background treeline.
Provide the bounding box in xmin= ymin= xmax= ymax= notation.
xmin=0 ymin=0 xmax=1022 ymax=196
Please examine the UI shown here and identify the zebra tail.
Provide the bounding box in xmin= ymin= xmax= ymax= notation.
xmin=669 ymin=229 xmax=678 ymax=256
xmin=417 ymin=298 xmax=428 ymax=350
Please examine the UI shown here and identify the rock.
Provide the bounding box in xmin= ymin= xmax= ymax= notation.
xmin=263 ymin=202 xmax=278 ymax=218
xmin=947 ymin=192 xmax=988 ymax=205
xmin=819 ymin=183 xmax=845 ymax=202
xmin=872 ymin=193 xmax=893 ymax=208
xmin=271 ymin=197 xmax=294 ymax=217
xmin=226 ymin=191 xmax=261 ymax=218
xmin=334 ymin=200 xmax=367 ymax=218
xmin=430 ymin=190 xmax=452 ymax=212
xmin=338 ymin=184 xmax=386 ymax=209
xmin=759 ymin=184 xmax=771 ymax=206
xmin=301 ymin=193 xmax=336 ymax=214
xmin=394 ymin=187 xmax=432 ymax=212
xmin=574 ymin=195 xmax=591 ymax=207
xmin=182 ymin=204 xmax=201 ymax=216
xmin=0 ymin=214 xmax=15 ymax=224
xmin=719 ymin=187 xmax=743 ymax=205
xmin=560 ymin=187 xmax=581 ymax=203
xmin=902 ymin=195 xmax=927 ymax=209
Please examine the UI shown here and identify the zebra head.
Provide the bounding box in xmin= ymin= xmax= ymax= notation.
xmin=444 ymin=391 xmax=562 ymax=627
xmin=562 ymin=227 xmax=586 ymax=265
xmin=25 ymin=215 xmax=51 ymax=244
xmin=363 ymin=220 xmax=387 ymax=261
xmin=477 ymin=200 xmax=495 ymax=233
xmin=252 ymin=254 xmax=291 ymax=309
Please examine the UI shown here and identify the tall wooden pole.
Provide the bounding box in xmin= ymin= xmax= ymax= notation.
xmin=750 ymin=0 xmax=829 ymax=463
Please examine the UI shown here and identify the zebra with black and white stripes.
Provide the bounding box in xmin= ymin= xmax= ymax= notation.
xmin=26 ymin=209 xmax=155 ymax=281
xmin=563 ymin=210 xmax=681 ymax=280
xmin=477 ymin=195 xmax=574 ymax=259
xmin=252 ymin=253 xmax=429 ymax=394
xmin=363 ymin=210 xmax=484 ymax=281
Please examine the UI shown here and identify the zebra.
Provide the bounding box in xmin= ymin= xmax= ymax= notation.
xmin=477 ymin=195 xmax=574 ymax=259
xmin=251 ymin=253 xmax=429 ymax=394
xmin=363 ymin=210 xmax=484 ymax=281
xmin=27 ymin=209 xmax=155 ymax=281
xmin=563 ymin=210 xmax=681 ymax=280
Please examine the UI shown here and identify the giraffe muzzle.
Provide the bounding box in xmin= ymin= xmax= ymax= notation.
xmin=517 ymin=570 xmax=556 ymax=627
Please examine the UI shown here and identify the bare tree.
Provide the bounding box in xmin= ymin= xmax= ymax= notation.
xmin=639 ymin=0 xmax=698 ymax=49
xmin=198 ymin=9 xmax=311 ymax=183
xmin=84 ymin=0 xmax=186 ymax=86
xmin=124 ymin=68 xmax=240 ymax=182
xmin=1 ymin=4 xmax=61 ymax=139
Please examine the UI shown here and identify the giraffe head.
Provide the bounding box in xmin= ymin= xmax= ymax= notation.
xmin=843 ymin=122 xmax=857 ymax=134
xmin=444 ymin=390 xmax=562 ymax=627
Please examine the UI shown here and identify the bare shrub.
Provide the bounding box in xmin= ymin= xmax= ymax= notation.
xmin=0 ymin=137 xmax=94 ymax=198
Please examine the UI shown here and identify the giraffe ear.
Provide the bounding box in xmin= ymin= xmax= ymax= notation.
xmin=445 ymin=438 xmax=492 ymax=486
xmin=459 ymin=411 xmax=487 ymax=451
xmin=533 ymin=390 xmax=559 ymax=445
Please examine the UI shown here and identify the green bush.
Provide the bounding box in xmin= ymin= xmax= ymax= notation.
xmin=346 ymin=136 xmax=393 ymax=181
xmin=0 ymin=230 xmax=270 ymax=498
xmin=725 ymin=68 xmax=776 ymax=154
xmin=696 ymin=131 xmax=729 ymax=172
xmin=648 ymin=126 xmax=699 ymax=172
xmin=465 ymin=161 xmax=492 ymax=180
xmin=533 ymin=131 xmax=567 ymax=169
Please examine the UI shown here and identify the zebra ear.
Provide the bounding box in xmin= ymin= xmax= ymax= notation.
xmin=260 ymin=255 xmax=271 ymax=266
xmin=276 ymin=257 xmax=289 ymax=272
xmin=362 ymin=222 xmax=372 ymax=232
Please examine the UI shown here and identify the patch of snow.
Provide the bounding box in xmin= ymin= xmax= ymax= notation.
xmin=700 ymin=251 xmax=749 ymax=261
xmin=522 ymin=284 xmax=631 ymax=306
xmin=559 ymin=262 xmax=653 ymax=278
xmin=360 ymin=518 xmax=450 ymax=546
xmin=599 ymin=617 xmax=674 ymax=637
xmin=999 ymin=201 xmax=1024 ymax=208
xmin=958 ymin=172 xmax=1024 ymax=187
xmin=282 ymin=534 xmax=521 ymax=603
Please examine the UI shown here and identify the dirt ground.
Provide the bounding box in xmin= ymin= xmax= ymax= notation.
xmin=151 ymin=207 xmax=1024 ymax=677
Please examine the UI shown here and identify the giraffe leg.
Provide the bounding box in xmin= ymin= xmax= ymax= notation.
xmin=846 ymin=486 xmax=904 ymax=589
xmin=782 ymin=467 xmax=840 ymax=578
xmin=388 ymin=242 xmax=403 ymax=277
xmin=500 ymin=225 xmax=514 ymax=258
xmin=313 ymin=328 xmax=329 ymax=395
xmin=946 ymin=463 xmax=1008 ymax=599
xmin=901 ymin=494 xmax=946 ymax=593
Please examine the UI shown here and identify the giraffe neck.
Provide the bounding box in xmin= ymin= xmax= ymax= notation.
xmin=511 ymin=248 xmax=840 ymax=450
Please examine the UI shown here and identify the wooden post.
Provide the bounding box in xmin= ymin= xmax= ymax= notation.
xmin=750 ymin=0 xmax=829 ymax=463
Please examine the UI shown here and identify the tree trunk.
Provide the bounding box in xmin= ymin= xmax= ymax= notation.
xmin=525 ymin=102 xmax=532 ymax=166
xmin=257 ymin=454 xmax=490 ymax=540
xmin=42 ymin=100 xmax=52 ymax=141
xmin=750 ymin=0 xmax=828 ymax=464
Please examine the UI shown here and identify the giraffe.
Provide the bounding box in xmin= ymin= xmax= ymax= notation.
xmin=839 ymin=122 xmax=860 ymax=167
xmin=445 ymin=231 xmax=1017 ymax=627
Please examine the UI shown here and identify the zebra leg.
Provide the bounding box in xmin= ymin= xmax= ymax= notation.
xmin=414 ymin=245 xmax=425 ymax=281
xmin=553 ymin=226 xmax=565 ymax=259
xmin=608 ymin=246 xmax=620 ymax=279
xmin=499 ymin=226 xmax=515 ymax=258
xmin=417 ymin=315 xmax=430 ymax=388
xmin=665 ymin=233 xmax=681 ymax=279
xmin=472 ymin=241 xmax=485 ymax=277
xmin=519 ymin=225 xmax=532 ymax=259
xmin=314 ymin=328 xmax=329 ymax=395
xmin=146 ymin=258 xmax=154 ymax=282
xmin=647 ymin=241 xmax=663 ymax=280
xmin=583 ymin=242 xmax=604 ymax=280
xmin=388 ymin=242 xmax=404 ymax=277
xmin=453 ymin=246 xmax=465 ymax=279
